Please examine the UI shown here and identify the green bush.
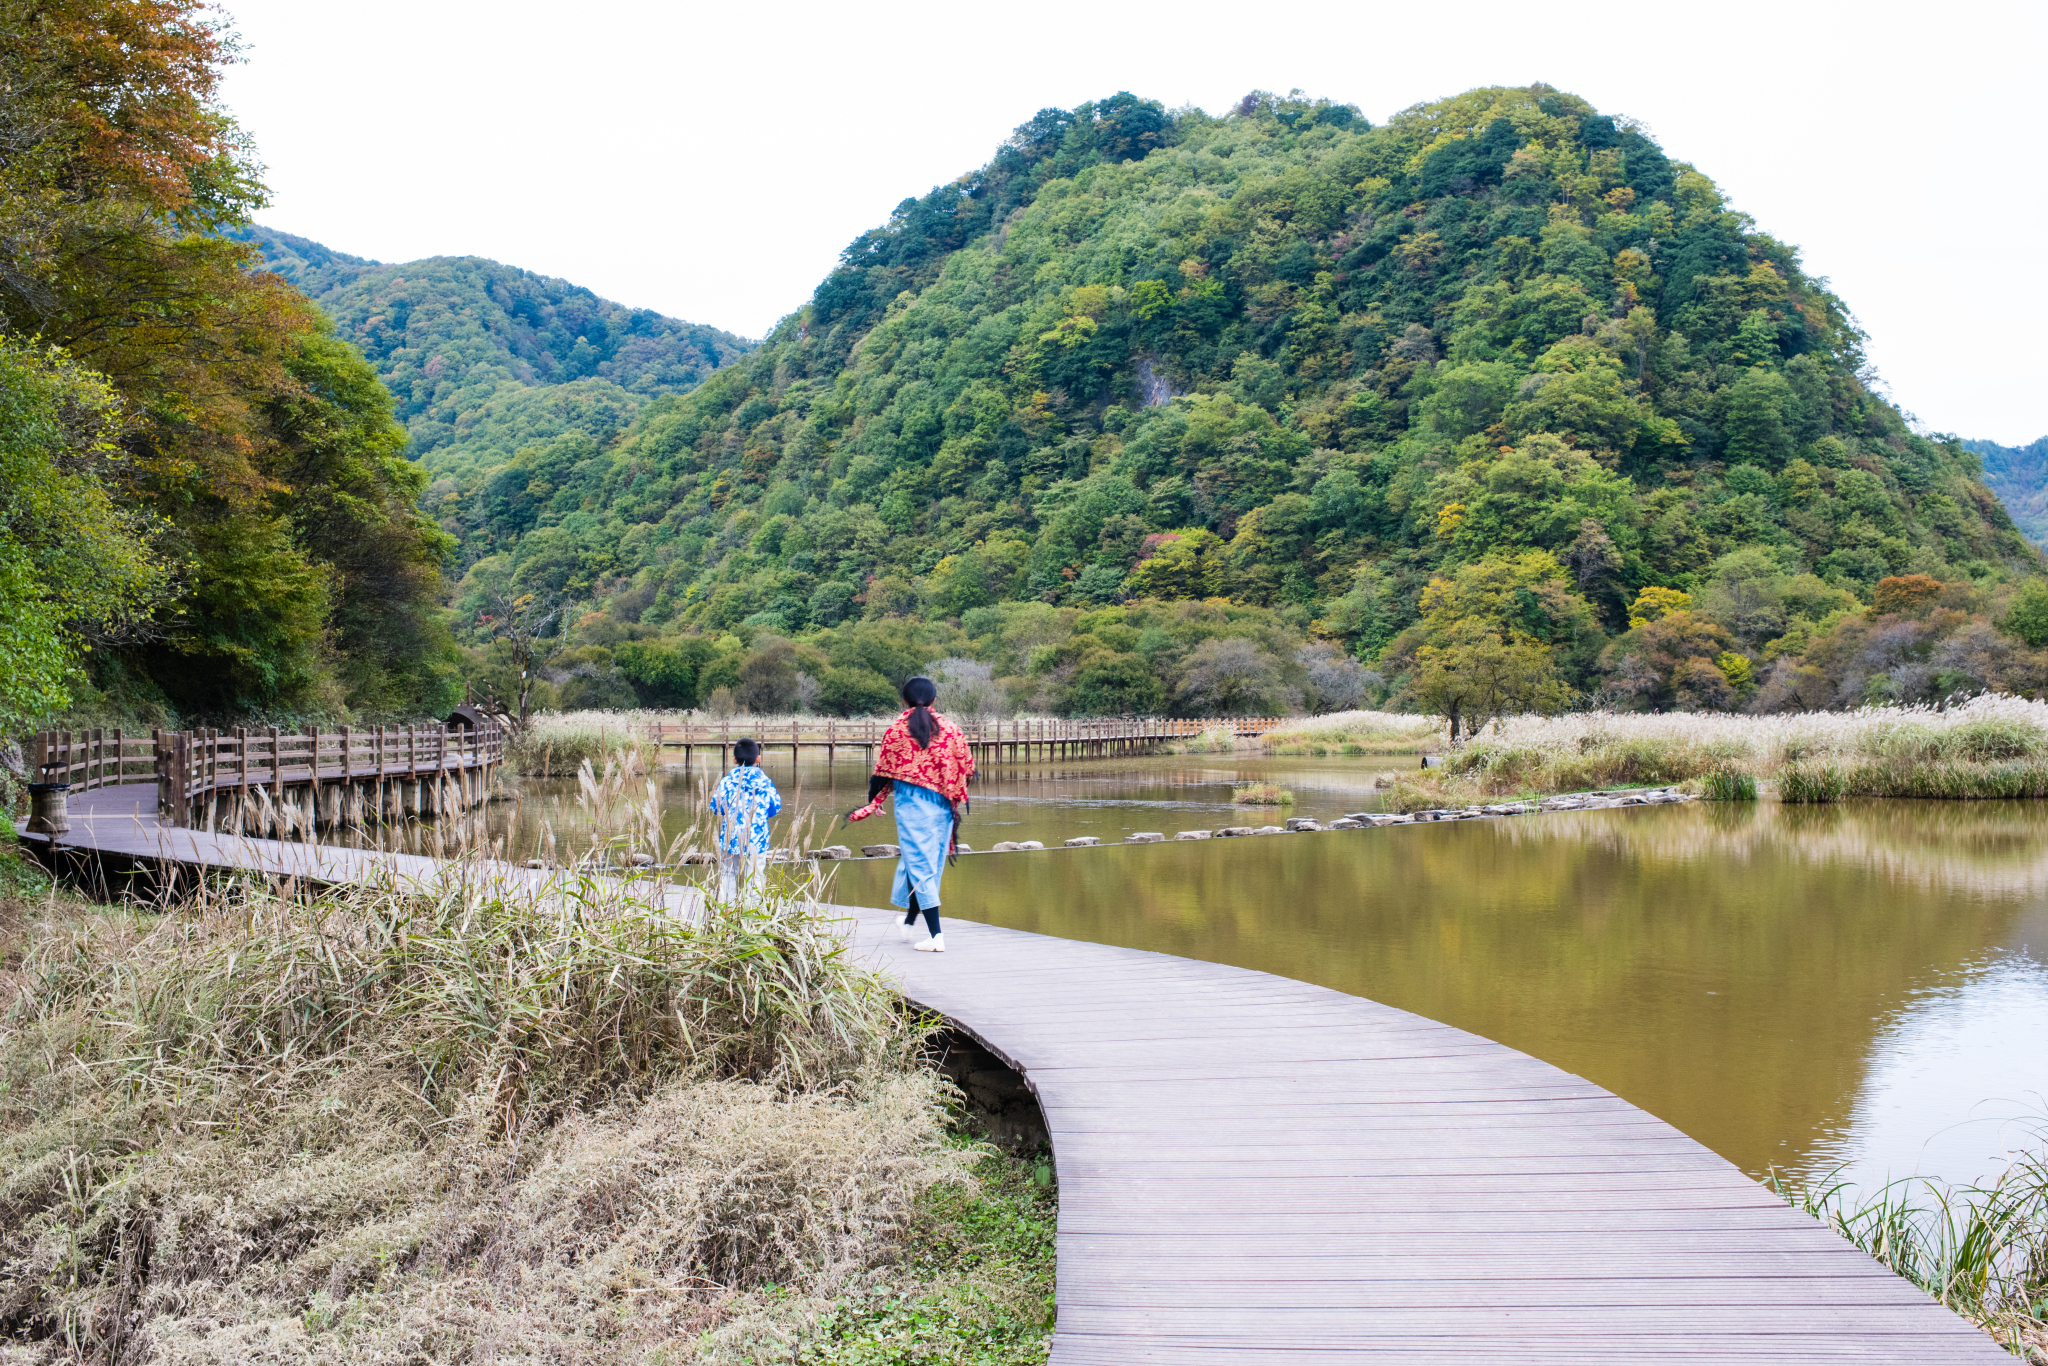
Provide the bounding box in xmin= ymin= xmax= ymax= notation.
xmin=1702 ymin=766 xmax=1758 ymax=801
xmin=817 ymin=666 xmax=899 ymax=717
xmin=1779 ymin=763 xmax=1845 ymax=803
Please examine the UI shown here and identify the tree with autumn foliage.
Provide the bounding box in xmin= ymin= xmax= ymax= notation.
xmin=1392 ymin=551 xmax=1587 ymax=736
xmin=0 ymin=0 xmax=455 ymax=720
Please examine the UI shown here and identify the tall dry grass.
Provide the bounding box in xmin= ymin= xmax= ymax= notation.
xmin=508 ymin=709 xmax=663 ymax=776
xmin=1261 ymin=709 xmax=1445 ymax=756
xmin=1442 ymin=696 xmax=2048 ymax=803
xmin=1166 ymin=723 xmax=1239 ymax=754
xmin=0 ymin=865 xmax=978 ymax=1363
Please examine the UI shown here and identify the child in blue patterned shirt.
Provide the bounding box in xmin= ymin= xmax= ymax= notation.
xmin=708 ymin=738 xmax=781 ymax=903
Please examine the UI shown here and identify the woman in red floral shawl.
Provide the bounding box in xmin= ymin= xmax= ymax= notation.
xmin=847 ymin=676 xmax=974 ymax=953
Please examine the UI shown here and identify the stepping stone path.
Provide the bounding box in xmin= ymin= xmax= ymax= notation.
xmin=834 ymin=789 xmax=1698 ymax=863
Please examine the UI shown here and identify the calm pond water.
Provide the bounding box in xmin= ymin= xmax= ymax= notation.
xmin=424 ymin=752 xmax=2048 ymax=1195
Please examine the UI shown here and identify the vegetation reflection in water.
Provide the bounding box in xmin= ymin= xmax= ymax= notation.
xmin=382 ymin=755 xmax=2046 ymax=1196
xmin=830 ymin=774 xmax=2048 ymax=1195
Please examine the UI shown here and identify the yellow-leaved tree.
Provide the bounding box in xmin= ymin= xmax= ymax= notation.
xmin=1405 ymin=551 xmax=1592 ymax=739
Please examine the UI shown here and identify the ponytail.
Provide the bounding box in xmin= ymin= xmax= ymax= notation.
xmin=902 ymin=675 xmax=938 ymax=749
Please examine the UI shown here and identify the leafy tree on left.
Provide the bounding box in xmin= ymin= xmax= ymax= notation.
xmin=0 ymin=0 xmax=456 ymax=721
xmin=0 ymin=339 xmax=168 ymax=732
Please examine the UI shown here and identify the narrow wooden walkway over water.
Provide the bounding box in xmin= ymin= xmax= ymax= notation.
xmin=24 ymin=785 xmax=2008 ymax=1363
xmin=650 ymin=714 xmax=1289 ymax=768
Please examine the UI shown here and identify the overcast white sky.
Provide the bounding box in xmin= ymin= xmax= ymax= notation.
xmin=216 ymin=0 xmax=2045 ymax=445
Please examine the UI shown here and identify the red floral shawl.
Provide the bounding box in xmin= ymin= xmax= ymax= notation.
xmin=871 ymin=708 xmax=975 ymax=804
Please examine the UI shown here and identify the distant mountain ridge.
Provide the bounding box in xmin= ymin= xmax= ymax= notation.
xmin=229 ymin=226 xmax=752 ymax=488
xmin=1964 ymin=436 xmax=2048 ymax=549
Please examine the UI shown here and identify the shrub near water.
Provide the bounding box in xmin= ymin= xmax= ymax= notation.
xmin=1776 ymin=763 xmax=1846 ymax=803
xmin=508 ymin=709 xmax=662 ymax=776
xmin=0 ymin=871 xmax=998 ymax=1364
xmin=1701 ymin=766 xmax=1759 ymax=802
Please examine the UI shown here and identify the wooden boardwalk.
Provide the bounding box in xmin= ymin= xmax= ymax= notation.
xmin=24 ymin=785 xmax=2008 ymax=1362
xmin=649 ymin=714 xmax=1289 ymax=768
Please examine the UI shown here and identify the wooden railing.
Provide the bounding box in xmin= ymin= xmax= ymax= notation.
xmin=25 ymin=729 xmax=157 ymax=793
xmin=646 ymin=715 xmax=1286 ymax=759
xmin=154 ymin=722 xmax=506 ymax=827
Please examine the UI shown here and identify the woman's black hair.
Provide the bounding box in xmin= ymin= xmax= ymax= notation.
xmin=902 ymin=675 xmax=938 ymax=749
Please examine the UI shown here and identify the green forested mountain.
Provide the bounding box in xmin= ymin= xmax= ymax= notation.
xmin=1965 ymin=436 xmax=2048 ymax=548
xmin=230 ymin=226 xmax=752 ymax=494
xmin=442 ymin=85 xmax=2043 ymax=719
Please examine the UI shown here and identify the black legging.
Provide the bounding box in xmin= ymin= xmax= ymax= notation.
xmin=902 ymin=892 xmax=940 ymax=936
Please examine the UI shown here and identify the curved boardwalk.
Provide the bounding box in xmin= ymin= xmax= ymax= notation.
xmin=29 ymin=784 xmax=2009 ymax=1363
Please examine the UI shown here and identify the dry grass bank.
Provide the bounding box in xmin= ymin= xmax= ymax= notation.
xmin=0 ymin=859 xmax=1052 ymax=1364
xmin=1377 ymin=697 xmax=2048 ymax=809
xmin=1259 ymin=710 xmax=1446 ymax=756
xmin=508 ymin=709 xmax=665 ymax=776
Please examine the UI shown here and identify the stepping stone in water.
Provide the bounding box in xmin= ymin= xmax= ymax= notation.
xmin=861 ymin=843 xmax=899 ymax=857
xmin=808 ymin=845 xmax=853 ymax=860
xmin=1126 ymin=831 xmax=1165 ymax=843
xmin=1325 ymin=818 xmax=1363 ymax=829
xmin=1285 ymin=817 xmax=1322 ymax=831
xmin=991 ymin=841 xmax=1021 ymax=852
xmin=1173 ymin=829 xmax=1214 ymax=840
xmin=1215 ymin=826 xmax=1257 ymax=837
xmin=1016 ymin=839 xmax=1045 ymax=850
xmin=1065 ymin=836 xmax=1101 ymax=847
xmin=1255 ymin=825 xmax=1286 ymax=835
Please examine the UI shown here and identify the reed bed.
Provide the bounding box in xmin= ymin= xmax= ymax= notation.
xmin=1442 ymin=696 xmax=2048 ymax=803
xmin=1772 ymin=1151 xmax=2048 ymax=1360
xmin=1701 ymin=766 xmax=1759 ymax=802
xmin=1232 ymin=783 xmax=1295 ymax=806
xmin=1261 ymin=709 xmax=1445 ymax=756
xmin=508 ymin=709 xmax=661 ymax=776
xmin=0 ymin=862 xmax=991 ymax=1363
xmin=1167 ymin=724 xmax=1240 ymax=754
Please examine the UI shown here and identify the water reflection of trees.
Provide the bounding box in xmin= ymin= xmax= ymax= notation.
xmin=1506 ymin=800 xmax=2048 ymax=900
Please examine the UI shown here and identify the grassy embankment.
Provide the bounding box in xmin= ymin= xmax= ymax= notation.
xmin=1258 ymin=711 xmax=1447 ymax=756
xmin=1367 ymin=696 xmax=2048 ymax=812
xmin=0 ymin=848 xmax=1056 ymax=1365
xmin=1772 ymin=1162 xmax=2048 ymax=1362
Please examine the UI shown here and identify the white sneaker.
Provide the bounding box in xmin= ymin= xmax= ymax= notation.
xmin=897 ymin=923 xmax=911 ymax=943
xmin=914 ymin=933 xmax=945 ymax=953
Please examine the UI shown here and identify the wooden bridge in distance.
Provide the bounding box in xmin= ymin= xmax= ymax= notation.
xmin=648 ymin=714 xmax=1288 ymax=768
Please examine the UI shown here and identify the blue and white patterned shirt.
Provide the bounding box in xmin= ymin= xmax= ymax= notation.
xmin=708 ymin=764 xmax=782 ymax=856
